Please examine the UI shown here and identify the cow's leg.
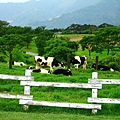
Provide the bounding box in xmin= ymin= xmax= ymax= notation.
xmin=83 ymin=61 xmax=87 ymax=70
xmin=36 ymin=62 xmax=40 ymax=69
xmin=74 ymin=64 xmax=79 ymax=70
xmin=50 ymin=65 xmax=53 ymax=73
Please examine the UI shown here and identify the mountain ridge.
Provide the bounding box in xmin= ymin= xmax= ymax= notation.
xmin=30 ymin=0 xmax=119 ymax=28
xmin=0 ymin=0 xmax=119 ymax=28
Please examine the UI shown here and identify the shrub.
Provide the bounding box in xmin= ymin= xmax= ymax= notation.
xmin=99 ymin=54 xmax=120 ymax=71
xmin=0 ymin=56 xmax=7 ymax=62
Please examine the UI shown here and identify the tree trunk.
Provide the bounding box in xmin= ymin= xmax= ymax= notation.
xmin=9 ymin=52 xmax=12 ymax=69
xmin=67 ymin=54 xmax=70 ymax=69
xmin=89 ymin=50 xmax=91 ymax=56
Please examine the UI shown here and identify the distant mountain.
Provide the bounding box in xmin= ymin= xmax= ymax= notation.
xmin=0 ymin=0 xmax=100 ymax=26
xmin=29 ymin=0 xmax=120 ymax=28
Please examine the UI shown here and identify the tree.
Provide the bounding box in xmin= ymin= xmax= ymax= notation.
xmin=22 ymin=26 xmax=33 ymax=49
xmin=44 ymin=38 xmax=79 ymax=62
xmin=0 ymin=20 xmax=9 ymax=36
xmin=44 ymin=38 xmax=72 ymax=61
xmin=0 ymin=34 xmax=25 ymax=69
xmin=94 ymin=27 xmax=120 ymax=55
xmin=34 ymin=29 xmax=54 ymax=55
xmin=79 ymin=36 xmax=95 ymax=56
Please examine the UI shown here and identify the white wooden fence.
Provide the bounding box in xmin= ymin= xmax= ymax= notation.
xmin=0 ymin=71 xmax=120 ymax=114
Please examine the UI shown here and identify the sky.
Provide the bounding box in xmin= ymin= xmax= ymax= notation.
xmin=0 ymin=0 xmax=30 ymax=3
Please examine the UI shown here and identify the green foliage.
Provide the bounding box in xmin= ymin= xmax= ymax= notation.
xmin=79 ymin=36 xmax=94 ymax=56
xmin=99 ymin=53 xmax=120 ymax=70
xmin=34 ymin=29 xmax=54 ymax=56
xmin=0 ymin=34 xmax=26 ymax=68
xmin=0 ymin=55 xmax=7 ymax=62
xmin=94 ymin=27 xmax=120 ymax=55
xmin=12 ymin=45 xmax=26 ymax=62
xmin=44 ymin=38 xmax=79 ymax=61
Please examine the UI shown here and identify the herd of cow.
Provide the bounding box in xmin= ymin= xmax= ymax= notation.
xmin=12 ymin=55 xmax=114 ymax=76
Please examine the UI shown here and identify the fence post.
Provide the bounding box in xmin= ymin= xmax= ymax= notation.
xmin=24 ymin=69 xmax=32 ymax=110
xmin=91 ymin=72 xmax=98 ymax=114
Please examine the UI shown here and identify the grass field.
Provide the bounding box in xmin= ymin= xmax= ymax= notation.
xmin=56 ymin=34 xmax=94 ymax=41
xmin=1 ymin=111 xmax=120 ymax=120
xmin=0 ymin=34 xmax=120 ymax=119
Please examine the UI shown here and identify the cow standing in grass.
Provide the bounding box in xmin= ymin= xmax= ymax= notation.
xmin=70 ymin=56 xmax=87 ymax=70
xmin=34 ymin=56 xmax=65 ymax=72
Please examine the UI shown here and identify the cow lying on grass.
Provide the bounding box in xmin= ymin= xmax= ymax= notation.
xmin=32 ymin=68 xmax=50 ymax=74
xmin=91 ymin=63 xmax=114 ymax=71
xmin=53 ymin=69 xmax=72 ymax=76
xmin=12 ymin=61 xmax=26 ymax=66
xmin=27 ymin=66 xmax=50 ymax=74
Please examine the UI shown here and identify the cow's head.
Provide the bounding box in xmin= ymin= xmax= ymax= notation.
xmin=91 ymin=63 xmax=96 ymax=68
xmin=70 ymin=57 xmax=80 ymax=65
xmin=27 ymin=66 xmax=35 ymax=70
xmin=67 ymin=69 xmax=72 ymax=76
xmin=58 ymin=62 xmax=65 ymax=69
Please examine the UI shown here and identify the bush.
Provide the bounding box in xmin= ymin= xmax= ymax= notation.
xmin=99 ymin=54 xmax=120 ymax=71
xmin=0 ymin=56 xmax=7 ymax=62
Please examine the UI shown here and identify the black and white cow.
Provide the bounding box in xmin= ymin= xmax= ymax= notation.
xmin=27 ymin=66 xmax=35 ymax=69
xmin=12 ymin=61 xmax=26 ymax=66
xmin=91 ymin=63 xmax=114 ymax=71
xmin=27 ymin=66 xmax=50 ymax=74
xmin=34 ymin=56 xmax=65 ymax=72
xmin=70 ymin=56 xmax=87 ymax=70
xmin=53 ymin=69 xmax=72 ymax=76
xmin=32 ymin=68 xmax=50 ymax=74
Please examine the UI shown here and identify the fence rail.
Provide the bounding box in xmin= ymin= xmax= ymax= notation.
xmin=20 ymin=81 xmax=102 ymax=89
xmin=19 ymin=99 xmax=101 ymax=110
xmin=0 ymin=71 xmax=120 ymax=114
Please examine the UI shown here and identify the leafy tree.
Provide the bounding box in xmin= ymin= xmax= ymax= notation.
xmin=34 ymin=26 xmax=46 ymax=34
xmin=98 ymin=23 xmax=114 ymax=28
xmin=44 ymin=37 xmax=79 ymax=62
xmin=79 ymin=36 xmax=95 ymax=56
xmin=0 ymin=20 xmax=9 ymax=30
xmin=58 ymin=36 xmax=79 ymax=53
xmin=94 ymin=27 xmax=120 ymax=55
xmin=34 ymin=29 xmax=54 ymax=55
xmin=22 ymin=26 xmax=34 ymax=48
xmin=0 ymin=34 xmax=25 ymax=69
xmin=44 ymin=38 xmax=72 ymax=61
xmin=0 ymin=20 xmax=9 ymax=36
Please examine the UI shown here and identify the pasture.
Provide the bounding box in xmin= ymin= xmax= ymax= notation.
xmin=0 ymin=34 xmax=120 ymax=119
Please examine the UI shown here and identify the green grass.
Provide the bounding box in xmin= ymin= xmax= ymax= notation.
xmin=1 ymin=111 xmax=120 ymax=120
xmin=0 ymin=62 xmax=120 ymax=116
xmin=0 ymin=34 xmax=120 ymax=118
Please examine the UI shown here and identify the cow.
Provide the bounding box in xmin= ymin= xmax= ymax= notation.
xmin=70 ymin=56 xmax=87 ymax=70
xmin=12 ymin=61 xmax=26 ymax=66
xmin=91 ymin=63 xmax=114 ymax=71
xmin=27 ymin=66 xmax=35 ymax=69
xmin=32 ymin=68 xmax=50 ymax=74
xmin=53 ymin=69 xmax=72 ymax=76
xmin=27 ymin=66 xmax=50 ymax=74
xmin=34 ymin=56 xmax=65 ymax=72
